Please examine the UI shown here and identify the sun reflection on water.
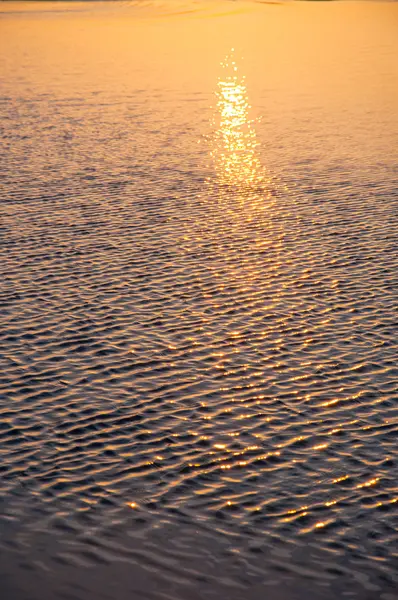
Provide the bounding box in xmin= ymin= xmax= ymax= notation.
xmin=209 ymin=49 xmax=270 ymax=197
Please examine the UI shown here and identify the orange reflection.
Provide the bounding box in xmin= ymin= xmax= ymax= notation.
xmin=211 ymin=49 xmax=264 ymax=189
xmin=205 ymin=48 xmax=278 ymax=221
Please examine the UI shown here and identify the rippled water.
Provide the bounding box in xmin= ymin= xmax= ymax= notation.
xmin=1 ymin=2 xmax=398 ymax=599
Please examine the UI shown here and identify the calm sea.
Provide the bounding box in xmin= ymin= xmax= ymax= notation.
xmin=1 ymin=2 xmax=397 ymax=599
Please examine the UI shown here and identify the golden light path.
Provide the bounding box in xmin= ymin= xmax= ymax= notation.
xmin=210 ymin=49 xmax=265 ymax=191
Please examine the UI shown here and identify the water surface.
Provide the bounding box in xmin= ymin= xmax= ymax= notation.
xmin=1 ymin=2 xmax=398 ymax=599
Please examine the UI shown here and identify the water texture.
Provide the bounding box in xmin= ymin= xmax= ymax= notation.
xmin=1 ymin=2 xmax=398 ymax=599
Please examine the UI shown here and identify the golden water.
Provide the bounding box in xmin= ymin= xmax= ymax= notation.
xmin=0 ymin=2 xmax=397 ymax=599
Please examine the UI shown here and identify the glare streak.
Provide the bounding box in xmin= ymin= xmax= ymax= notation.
xmin=209 ymin=50 xmax=269 ymax=195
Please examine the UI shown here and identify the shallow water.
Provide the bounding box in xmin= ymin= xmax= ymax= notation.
xmin=1 ymin=1 xmax=398 ymax=599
